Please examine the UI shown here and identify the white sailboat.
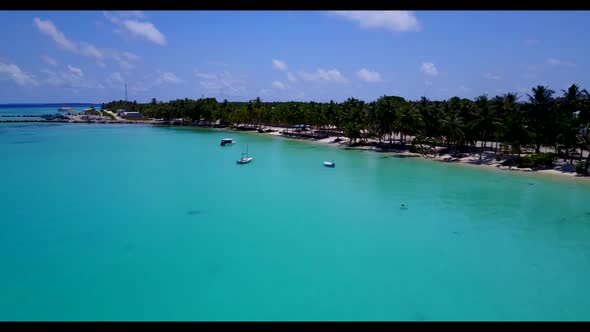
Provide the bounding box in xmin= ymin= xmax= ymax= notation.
xmin=236 ymin=144 xmax=254 ymax=164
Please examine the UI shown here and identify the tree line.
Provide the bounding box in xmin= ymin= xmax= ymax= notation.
xmin=103 ymin=84 xmax=590 ymax=175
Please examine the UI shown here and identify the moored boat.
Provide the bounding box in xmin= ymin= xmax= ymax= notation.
xmin=237 ymin=145 xmax=254 ymax=164
xmin=323 ymin=161 xmax=335 ymax=168
xmin=221 ymin=138 xmax=234 ymax=146
xmin=237 ymin=156 xmax=254 ymax=164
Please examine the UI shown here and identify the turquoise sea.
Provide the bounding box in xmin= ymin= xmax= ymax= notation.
xmin=1 ymin=114 xmax=590 ymax=320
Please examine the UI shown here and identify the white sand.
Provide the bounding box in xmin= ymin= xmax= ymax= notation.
xmin=247 ymin=125 xmax=589 ymax=181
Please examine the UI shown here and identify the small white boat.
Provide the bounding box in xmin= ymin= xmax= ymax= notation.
xmin=220 ymin=138 xmax=234 ymax=146
xmin=323 ymin=161 xmax=335 ymax=168
xmin=237 ymin=156 xmax=254 ymax=164
xmin=236 ymin=145 xmax=254 ymax=164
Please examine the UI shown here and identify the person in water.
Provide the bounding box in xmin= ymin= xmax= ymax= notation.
xmin=401 ymin=203 xmax=407 ymax=209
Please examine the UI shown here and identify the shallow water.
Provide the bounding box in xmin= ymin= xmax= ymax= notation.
xmin=1 ymin=121 xmax=590 ymax=321
xmin=0 ymin=105 xmax=92 ymax=116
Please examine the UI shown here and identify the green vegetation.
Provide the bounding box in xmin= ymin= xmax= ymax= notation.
xmin=575 ymin=162 xmax=588 ymax=175
xmin=104 ymin=83 xmax=590 ymax=174
xmin=84 ymin=109 xmax=101 ymax=116
xmin=518 ymin=153 xmax=556 ymax=168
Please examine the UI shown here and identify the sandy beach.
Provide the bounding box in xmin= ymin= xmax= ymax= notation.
xmin=244 ymin=125 xmax=589 ymax=181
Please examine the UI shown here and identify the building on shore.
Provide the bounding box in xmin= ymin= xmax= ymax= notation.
xmin=121 ymin=111 xmax=143 ymax=119
xmin=115 ymin=109 xmax=143 ymax=119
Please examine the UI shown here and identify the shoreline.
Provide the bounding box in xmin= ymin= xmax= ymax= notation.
xmin=233 ymin=125 xmax=589 ymax=182
xmin=4 ymin=119 xmax=589 ymax=181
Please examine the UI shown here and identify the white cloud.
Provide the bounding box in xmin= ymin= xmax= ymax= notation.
xmin=484 ymin=73 xmax=501 ymax=80
xmin=33 ymin=17 xmax=77 ymax=52
xmin=103 ymin=11 xmax=121 ymax=25
xmin=330 ymin=11 xmax=420 ymax=32
xmin=525 ymin=39 xmax=539 ymax=46
xmin=103 ymin=10 xmax=145 ymax=23
xmin=546 ymin=58 xmax=575 ymax=67
xmin=79 ymin=42 xmax=103 ymax=59
xmin=156 ymin=71 xmax=182 ymax=84
xmin=33 ymin=18 xmax=140 ymax=69
xmin=272 ymin=59 xmax=288 ymax=71
xmin=109 ymin=51 xmax=140 ymax=70
xmin=104 ymin=12 xmax=166 ymax=46
xmin=41 ymin=68 xmax=99 ymax=89
xmin=425 ymin=80 xmax=433 ymax=86
xmin=122 ymin=20 xmax=166 ymax=46
xmin=299 ymin=68 xmax=347 ymax=83
xmin=41 ymin=55 xmax=57 ymax=66
xmin=272 ymin=81 xmax=287 ymax=90
xmin=420 ymin=62 xmax=438 ymax=77
xmin=0 ymin=62 xmax=38 ymax=86
xmin=356 ymin=68 xmax=383 ymax=82
xmin=67 ymin=65 xmax=83 ymax=76
xmin=97 ymin=61 xmax=107 ymax=68
xmin=122 ymin=51 xmax=140 ymax=61
xmin=106 ymin=71 xmax=124 ymax=87
xmin=194 ymin=70 xmax=247 ymax=97
xmin=117 ymin=11 xmax=145 ymax=19
xmin=286 ymin=71 xmax=297 ymax=82
xmin=110 ymin=72 xmax=124 ymax=83
xmin=123 ymin=70 xmax=181 ymax=93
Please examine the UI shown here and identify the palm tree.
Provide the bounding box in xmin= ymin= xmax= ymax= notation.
xmin=375 ymin=96 xmax=403 ymax=144
xmin=440 ymin=112 xmax=465 ymax=154
xmin=498 ymin=93 xmax=527 ymax=158
xmin=577 ymin=123 xmax=590 ymax=175
xmin=558 ymin=84 xmax=587 ymax=162
xmin=341 ymin=97 xmax=366 ymax=143
xmin=527 ymin=85 xmax=555 ymax=153
xmin=470 ymin=95 xmax=502 ymax=161
xmin=561 ymin=84 xmax=587 ymax=109
xmin=416 ymin=96 xmax=441 ymax=143
xmin=396 ymin=105 xmax=423 ymax=145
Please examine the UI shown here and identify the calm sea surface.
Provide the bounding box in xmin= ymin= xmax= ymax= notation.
xmin=1 ymin=108 xmax=590 ymax=321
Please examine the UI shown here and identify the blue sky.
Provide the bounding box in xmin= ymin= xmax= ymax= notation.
xmin=0 ymin=10 xmax=589 ymax=103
